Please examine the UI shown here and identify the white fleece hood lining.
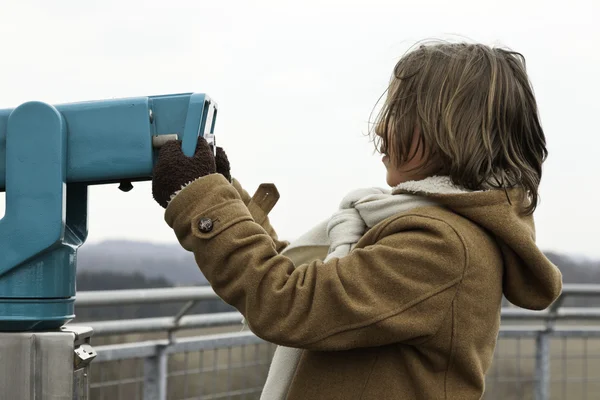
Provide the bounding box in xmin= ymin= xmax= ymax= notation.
xmin=392 ymin=175 xmax=476 ymax=195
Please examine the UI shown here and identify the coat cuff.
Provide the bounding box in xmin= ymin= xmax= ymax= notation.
xmin=165 ymin=173 xmax=253 ymax=244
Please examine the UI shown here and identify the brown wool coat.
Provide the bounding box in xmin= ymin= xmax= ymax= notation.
xmin=165 ymin=174 xmax=563 ymax=400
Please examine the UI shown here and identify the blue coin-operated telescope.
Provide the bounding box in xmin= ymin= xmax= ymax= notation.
xmin=0 ymin=93 xmax=217 ymax=331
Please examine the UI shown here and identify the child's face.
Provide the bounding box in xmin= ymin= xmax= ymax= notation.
xmin=381 ymin=129 xmax=432 ymax=187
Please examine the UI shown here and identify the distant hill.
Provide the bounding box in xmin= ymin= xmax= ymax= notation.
xmin=75 ymin=241 xmax=600 ymax=317
xmin=77 ymin=240 xmax=209 ymax=286
xmin=545 ymin=251 xmax=600 ymax=285
xmin=77 ymin=240 xmax=600 ymax=288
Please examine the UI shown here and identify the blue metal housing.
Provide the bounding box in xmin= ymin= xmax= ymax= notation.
xmin=0 ymin=93 xmax=217 ymax=331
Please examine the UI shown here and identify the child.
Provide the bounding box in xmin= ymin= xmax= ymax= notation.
xmin=151 ymin=41 xmax=563 ymax=400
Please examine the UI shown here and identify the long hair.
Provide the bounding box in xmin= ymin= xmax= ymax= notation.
xmin=372 ymin=41 xmax=548 ymax=214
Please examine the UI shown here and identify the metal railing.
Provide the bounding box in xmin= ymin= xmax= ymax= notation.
xmin=71 ymin=284 xmax=600 ymax=400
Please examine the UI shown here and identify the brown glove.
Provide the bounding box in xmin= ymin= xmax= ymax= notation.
xmin=152 ymin=136 xmax=217 ymax=208
xmin=215 ymin=146 xmax=232 ymax=183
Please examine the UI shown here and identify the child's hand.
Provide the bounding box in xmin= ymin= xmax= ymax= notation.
xmin=152 ymin=136 xmax=218 ymax=208
xmin=151 ymin=136 xmax=233 ymax=208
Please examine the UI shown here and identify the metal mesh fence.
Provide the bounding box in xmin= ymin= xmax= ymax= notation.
xmin=89 ymin=335 xmax=600 ymax=400
xmin=484 ymin=336 xmax=600 ymax=400
xmin=166 ymin=342 xmax=276 ymax=400
xmin=485 ymin=337 xmax=538 ymax=400
xmin=89 ymin=340 xmax=276 ymax=400
xmin=90 ymin=358 xmax=144 ymax=400
xmin=550 ymin=336 xmax=600 ymax=400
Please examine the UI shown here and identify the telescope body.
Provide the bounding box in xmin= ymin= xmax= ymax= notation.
xmin=0 ymin=93 xmax=217 ymax=330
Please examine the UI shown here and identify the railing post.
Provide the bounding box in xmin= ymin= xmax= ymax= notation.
xmin=144 ymin=345 xmax=168 ymax=400
xmin=534 ymin=331 xmax=550 ymax=400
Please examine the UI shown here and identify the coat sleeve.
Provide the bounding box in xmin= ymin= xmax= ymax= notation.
xmin=165 ymin=173 xmax=466 ymax=351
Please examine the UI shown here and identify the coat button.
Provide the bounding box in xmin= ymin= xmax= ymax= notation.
xmin=198 ymin=218 xmax=213 ymax=233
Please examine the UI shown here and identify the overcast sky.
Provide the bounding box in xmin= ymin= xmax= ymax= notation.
xmin=1 ymin=0 xmax=599 ymax=260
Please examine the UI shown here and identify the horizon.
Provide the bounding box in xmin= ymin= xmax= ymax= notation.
xmin=83 ymin=237 xmax=600 ymax=264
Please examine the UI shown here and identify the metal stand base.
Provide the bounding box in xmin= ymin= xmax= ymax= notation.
xmin=0 ymin=326 xmax=96 ymax=400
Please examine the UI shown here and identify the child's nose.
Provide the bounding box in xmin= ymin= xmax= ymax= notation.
xmin=375 ymin=123 xmax=384 ymax=138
